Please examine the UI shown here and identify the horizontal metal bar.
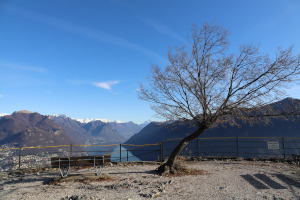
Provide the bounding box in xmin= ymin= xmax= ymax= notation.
xmin=74 ymin=150 xmax=112 ymax=153
xmin=129 ymin=150 xmax=161 ymax=152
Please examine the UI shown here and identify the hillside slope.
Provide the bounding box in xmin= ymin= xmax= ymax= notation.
xmin=0 ymin=111 xmax=85 ymax=154
xmin=125 ymin=98 xmax=300 ymax=160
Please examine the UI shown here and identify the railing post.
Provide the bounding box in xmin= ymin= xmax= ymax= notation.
xmin=161 ymin=141 xmax=164 ymax=162
xmin=236 ymin=137 xmax=239 ymax=158
xmin=70 ymin=144 xmax=73 ymax=157
xmin=282 ymin=137 xmax=286 ymax=159
xmin=120 ymin=144 xmax=122 ymax=162
xmin=159 ymin=143 xmax=162 ymax=162
xmin=18 ymin=147 xmax=22 ymax=170
xmin=197 ymin=138 xmax=199 ymax=157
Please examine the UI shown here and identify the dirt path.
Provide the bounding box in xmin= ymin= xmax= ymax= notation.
xmin=0 ymin=160 xmax=300 ymax=200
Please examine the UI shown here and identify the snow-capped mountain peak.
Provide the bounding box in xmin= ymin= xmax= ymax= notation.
xmin=51 ymin=114 xmax=67 ymax=118
xmin=73 ymin=118 xmax=123 ymax=124
xmin=140 ymin=120 xmax=152 ymax=127
xmin=50 ymin=114 xmax=123 ymax=124
xmin=0 ymin=113 xmax=9 ymax=117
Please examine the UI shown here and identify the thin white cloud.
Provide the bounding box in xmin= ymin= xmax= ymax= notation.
xmin=6 ymin=6 xmax=167 ymax=63
xmin=0 ymin=60 xmax=46 ymax=73
xmin=68 ymin=79 xmax=120 ymax=90
xmin=143 ymin=17 xmax=187 ymax=44
xmin=0 ymin=94 xmax=3 ymax=98
xmin=93 ymin=80 xmax=120 ymax=90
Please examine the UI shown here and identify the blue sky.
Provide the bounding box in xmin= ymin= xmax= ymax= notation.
xmin=0 ymin=0 xmax=300 ymax=123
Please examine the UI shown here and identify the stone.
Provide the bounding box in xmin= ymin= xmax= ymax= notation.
xmin=140 ymin=193 xmax=153 ymax=198
xmin=69 ymin=195 xmax=79 ymax=200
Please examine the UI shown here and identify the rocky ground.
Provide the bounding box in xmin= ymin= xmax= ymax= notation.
xmin=0 ymin=160 xmax=300 ymax=200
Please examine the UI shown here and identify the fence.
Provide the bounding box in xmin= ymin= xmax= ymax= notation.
xmin=0 ymin=143 xmax=161 ymax=171
xmin=1 ymin=137 xmax=300 ymax=171
xmin=162 ymin=137 xmax=300 ymax=160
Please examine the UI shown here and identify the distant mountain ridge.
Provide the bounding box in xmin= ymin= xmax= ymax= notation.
xmin=125 ymin=98 xmax=300 ymax=160
xmin=51 ymin=115 xmax=150 ymax=126
xmin=49 ymin=115 xmax=146 ymax=141
xmin=0 ymin=111 xmax=80 ymax=150
xmin=0 ymin=113 xmax=9 ymax=118
xmin=1 ymin=98 xmax=300 ymax=159
xmin=140 ymin=120 xmax=152 ymax=127
xmin=0 ymin=111 xmax=148 ymax=152
xmin=73 ymin=118 xmax=122 ymax=124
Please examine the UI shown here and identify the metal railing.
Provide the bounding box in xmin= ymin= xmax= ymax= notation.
xmin=161 ymin=137 xmax=300 ymax=160
xmin=1 ymin=137 xmax=300 ymax=171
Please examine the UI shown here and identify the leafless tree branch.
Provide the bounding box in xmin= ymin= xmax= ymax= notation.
xmin=137 ymin=22 xmax=300 ymax=173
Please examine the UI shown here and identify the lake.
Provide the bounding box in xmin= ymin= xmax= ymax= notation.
xmin=86 ymin=145 xmax=140 ymax=162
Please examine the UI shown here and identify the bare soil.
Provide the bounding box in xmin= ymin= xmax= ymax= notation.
xmin=0 ymin=160 xmax=300 ymax=200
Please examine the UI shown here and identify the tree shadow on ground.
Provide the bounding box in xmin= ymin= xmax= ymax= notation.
xmin=241 ymin=173 xmax=300 ymax=191
xmin=274 ymin=174 xmax=300 ymax=189
xmin=241 ymin=174 xmax=269 ymax=189
xmin=1 ymin=176 xmax=54 ymax=185
xmin=254 ymin=174 xmax=287 ymax=189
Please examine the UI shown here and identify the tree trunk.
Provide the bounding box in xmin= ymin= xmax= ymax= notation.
xmin=157 ymin=124 xmax=208 ymax=174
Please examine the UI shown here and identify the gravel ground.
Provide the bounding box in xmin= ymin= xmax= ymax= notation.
xmin=0 ymin=160 xmax=300 ymax=200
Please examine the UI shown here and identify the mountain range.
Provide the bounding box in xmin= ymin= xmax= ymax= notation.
xmin=125 ymin=98 xmax=300 ymax=160
xmin=0 ymin=111 xmax=149 ymax=154
xmin=1 ymin=98 xmax=300 ymax=159
xmin=0 ymin=110 xmax=87 ymax=154
xmin=126 ymin=98 xmax=300 ymax=144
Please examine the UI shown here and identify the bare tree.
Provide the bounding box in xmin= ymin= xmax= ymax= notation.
xmin=138 ymin=23 xmax=300 ymax=173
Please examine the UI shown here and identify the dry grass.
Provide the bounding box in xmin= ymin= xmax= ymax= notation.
xmin=49 ymin=173 xmax=114 ymax=185
xmin=160 ymin=161 xmax=210 ymax=177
